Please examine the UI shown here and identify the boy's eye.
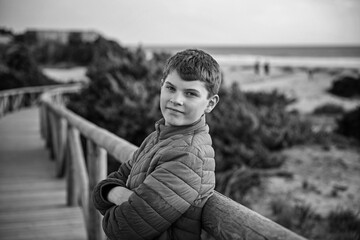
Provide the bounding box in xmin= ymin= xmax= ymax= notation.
xmin=185 ymin=92 xmax=198 ymax=97
xmin=166 ymin=86 xmax=175 ymax=91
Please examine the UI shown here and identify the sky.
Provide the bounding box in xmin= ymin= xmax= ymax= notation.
xmin=0 ymin=0 xmax=359 ymax=46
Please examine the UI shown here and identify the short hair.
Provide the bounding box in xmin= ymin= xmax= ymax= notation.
xmin=162 ymin=49 xmax=222 ymax=97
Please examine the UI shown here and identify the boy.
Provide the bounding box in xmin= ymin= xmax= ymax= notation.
xmin=92 ymin=49 xmax=221 ymax=240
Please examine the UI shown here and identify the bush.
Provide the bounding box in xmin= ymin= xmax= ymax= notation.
xmin=67 ymin=42 xmax=168 ymax=146
xmin=270 ymin=200 xmax=320 ymax=237
xmin=313 ymin=103 xmax=345 ymax=115
xmin=0 ymin=43 xmax=60 ymax=90
xmin=328 ymin=75 xmax=360 ymax=98
xmin=336 ymin=106 xmax=360 ymax=141
xmin=270 ymin=200 xmax=360 ymax=240
xmin=215 ymin=167 xmax=261 ymax=206
xmin=328 ymin=209 xmax=360 ymax=240
xmin=208 ymin=86 xmax=312 ymax=171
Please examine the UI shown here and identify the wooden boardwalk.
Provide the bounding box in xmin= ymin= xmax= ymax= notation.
xmin=0 ymin=107 xmax=87 ymax=240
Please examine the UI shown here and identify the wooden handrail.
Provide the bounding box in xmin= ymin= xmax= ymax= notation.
xmin=0 ymin=84 xmax=79 ymax=117
xmin=4 ymin=85 xmax=307 ymax=240
xmin=203 ymin=192 xmax=306 ymax=240
xmin=0 ymin=86 xmax=45 ymax=117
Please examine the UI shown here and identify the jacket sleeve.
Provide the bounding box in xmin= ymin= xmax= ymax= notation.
xmin=102 ymin=149 xmax=203 ymax=240
xmin=92 ymin=159 xmax=132 ymax=215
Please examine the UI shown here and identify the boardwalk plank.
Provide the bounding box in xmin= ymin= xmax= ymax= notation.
xmin=0 ymin=207 xmax=83 ymax=223
xmin=0 ymin=108 xmax=87 ymax=240
xmin=0 ymin=180 xmax=65 ymax=192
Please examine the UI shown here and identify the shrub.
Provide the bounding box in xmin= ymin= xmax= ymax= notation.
xmin=0 ymin=43 xmax=59 ymax=90
xmin=245 ymin=90 xmax=296 ymax=108
xmin=336 ymin=106 xmax=360 ymax=141
xmin=328 ymin=74 xmax=360 ymax=98
xmin=67 ymin=42 xmax=168 ymax=146
xmin=327 ymin=209 xmax=360 ymax=240
xmin=270 ymin=200 xmax=360 ymax=240
xmin=313 ymin=103 xmax=345 ymax=115
xmin=270 ymin=200 xmax=322 ymax=238
xmin=215 ymin=167 xmax=261 ymax=206
xmin=208 ymin=86 xmax=312 ymax=171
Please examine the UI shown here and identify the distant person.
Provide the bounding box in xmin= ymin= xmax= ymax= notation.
xmin=92 ymin=49 xmax=221 ymax=240
xmin=254 ymin=59 xmax=260 ymax=75
xmin=264 ymin=61 xmax=270 ymax=75
xmin=308 ymin=68 xmax=314 ymax=80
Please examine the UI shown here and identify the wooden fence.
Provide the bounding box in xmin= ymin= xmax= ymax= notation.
xmin=1 ymin=85 xmax=307 ymax=240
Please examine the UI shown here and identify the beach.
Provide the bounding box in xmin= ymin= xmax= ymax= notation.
xmin=220 ymin=63 xmax=360 ymax=113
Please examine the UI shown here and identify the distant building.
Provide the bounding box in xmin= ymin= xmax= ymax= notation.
xmin=0 ymin=35 xmax=12 ymax=44
xmin=23 ymin=29 xmax=100 ymax=44
xmin=0 ymin=29 xmax=13 ymax=44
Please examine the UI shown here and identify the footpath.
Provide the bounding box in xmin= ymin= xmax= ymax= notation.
xmin=0 ymin=107 xmax=87 ymax=240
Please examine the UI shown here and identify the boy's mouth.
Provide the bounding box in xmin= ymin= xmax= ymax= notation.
xmin=166 ymin=107 xmax=184 ymax=114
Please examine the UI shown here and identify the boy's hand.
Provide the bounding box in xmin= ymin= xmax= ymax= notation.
xmin=107 ymin=186 xmax=133 ymax=205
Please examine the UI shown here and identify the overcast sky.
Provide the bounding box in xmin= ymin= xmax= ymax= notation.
xmin=0 ymin=0 xmax=359 ymax=46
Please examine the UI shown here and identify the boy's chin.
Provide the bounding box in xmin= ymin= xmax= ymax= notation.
xmin=164 ymin=119 xmax=183 ymax=126
xmin=164 ymin=117 xmax=198 ymax=127
xmin=164 ymin=116 xmax=185 ymax=126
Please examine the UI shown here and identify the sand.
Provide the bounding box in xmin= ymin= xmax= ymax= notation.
xmin=42 ymin=67 xmax=89 ymax=83
xmin=221 ymin=65 xmax=360 ymax=113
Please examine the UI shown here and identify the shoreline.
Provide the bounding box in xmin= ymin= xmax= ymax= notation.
xmin=215 ymin=55 xmax=360 ymax=70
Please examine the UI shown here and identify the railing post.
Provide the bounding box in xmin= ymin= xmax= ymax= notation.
xmin=13 ymin=93 xmax=23 ymax=110
xmin=67 ymin=126 xmax=90 ymax=236
xmin=56 ymin=117 xmax=68 ymax=178
xmin=45 ymin=107 xmax=54 ymax=158
xmin=39 ymin=103 xmax=45 ymax=138
xmin=0 ymin=95 xmax=7 ymax=117
xmin=66 ymin=126 xmax=80 ymax=207
xmin=87 ymin=139 xmax=107 ymax=240
xmin=49 ymin=111 xmax=59 ymax=161
xmin=4 ymin=95 xmax=9 ymax=113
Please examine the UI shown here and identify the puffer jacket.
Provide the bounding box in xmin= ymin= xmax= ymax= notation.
xmin=92 ymin=116 xmax=215 ymax=240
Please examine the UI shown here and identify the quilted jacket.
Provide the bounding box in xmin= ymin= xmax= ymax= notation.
xmin=92 ymin=116 xmax=216 ymax=240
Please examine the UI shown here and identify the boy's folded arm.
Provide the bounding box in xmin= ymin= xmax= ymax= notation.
xmin=92 ymin=161 xmax=132 ymax=215
xmin=102 ymin=151 xmax=202 ymax=240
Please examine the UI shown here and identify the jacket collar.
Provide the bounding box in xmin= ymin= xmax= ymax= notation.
xmin=155 ymin=115 xmax=207 ymax=140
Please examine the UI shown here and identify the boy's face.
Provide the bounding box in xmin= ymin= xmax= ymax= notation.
xmin=160 ymin=71 xmax=219 ymax=126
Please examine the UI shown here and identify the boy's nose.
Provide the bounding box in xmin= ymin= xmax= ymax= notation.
xmin=170 ymin=94 xmax=184 ymax=105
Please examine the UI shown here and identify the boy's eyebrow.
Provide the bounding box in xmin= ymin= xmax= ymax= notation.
xmin=165 ymin=80 xmax=201 ymax=93
xmin=164 ymin=81 xmax=175 ymax=87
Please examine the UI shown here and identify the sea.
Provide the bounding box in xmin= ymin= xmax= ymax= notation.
xmin=143 ymin=45 xmax=360 ymax=69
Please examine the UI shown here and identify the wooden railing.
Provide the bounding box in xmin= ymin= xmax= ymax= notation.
xmin=39 ymin=85 xmax=137 ymax=240
xmin=0 ymin=85 xmax=59 ymax=117
xmin=2 ymin=85 xmax=307 ymax=240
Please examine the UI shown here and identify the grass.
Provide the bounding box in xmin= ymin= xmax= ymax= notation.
xmin=269 ymin=199 xmax=360 ymax=240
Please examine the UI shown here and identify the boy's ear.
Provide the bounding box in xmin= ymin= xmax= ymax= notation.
xmin=205 ymin=94 xmax=219 ymax=113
